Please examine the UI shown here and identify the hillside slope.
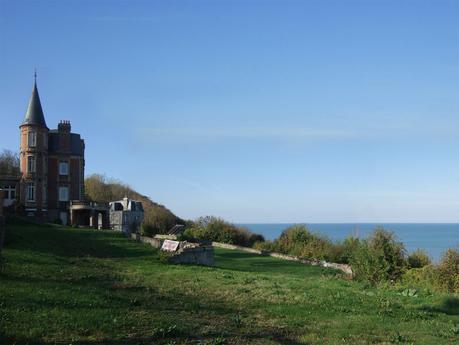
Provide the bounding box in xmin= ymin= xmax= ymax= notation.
xmin=0 ymin=220 xmax=458 ymax=344
xmin=85 ymin=174 xmax=184 ymax=233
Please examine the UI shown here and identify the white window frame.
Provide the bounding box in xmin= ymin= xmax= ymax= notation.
xmin=27 ymin=182 xmax=35 ymax=202
xmin=28 ymin=131 xmax=37 ymax=147
xmin=59 ymin=161 xmax=69 ymax=176
xmin=27 ymin=156 xmax=36 ymax=173
xmin=2 ymin=185 xmax=16 ymax=200
xmin=59 ymin=186 xmax=69 ymax=202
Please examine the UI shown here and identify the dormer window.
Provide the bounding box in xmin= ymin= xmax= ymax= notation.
xmin=28 ymin=131 xmax=37 ymax=147
xmin=59 ymin=161 xmax=69 ymax=175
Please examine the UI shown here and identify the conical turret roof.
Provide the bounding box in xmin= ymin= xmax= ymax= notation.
xmin=22 ymin=79 xmax=47 ymax=128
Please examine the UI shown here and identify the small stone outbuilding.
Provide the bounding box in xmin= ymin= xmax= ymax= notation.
xmin=109 ymin=197 xmax=144 ymax=235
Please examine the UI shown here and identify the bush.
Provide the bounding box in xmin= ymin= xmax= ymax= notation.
xmin=257 ymin=225 xmax=343 ymax=262
xmin=408 ymin=249 xmax=431 ymax=269
xmin=350 ymin=228 xmax=407 ymax=284
xmin=253 ymin=240 xmax=276 ymax=252
xmin=350 ymin=242 xmax=390 ymax=285
xmin=437 ymin=249 xmax=459 ymax=293
xmin=330 ymin=236 xmax=361 ymax=264
xmin=401 ymin=265 xmax=438 ymax=291
xmin=141 ymin=223 xmax=157 ymax=237
xmin=184 ymin=216 xmax=264 ymax=247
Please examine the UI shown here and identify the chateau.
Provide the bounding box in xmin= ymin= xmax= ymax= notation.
xmin=2 ymin=77 xmax=85 ymax=224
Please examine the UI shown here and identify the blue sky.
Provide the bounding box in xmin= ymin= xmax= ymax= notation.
xmin=1 ymin=0 xmax=458 ymax=222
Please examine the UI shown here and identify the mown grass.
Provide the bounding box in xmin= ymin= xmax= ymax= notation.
xmin=0 ymin=219 xmax=458 ymax=344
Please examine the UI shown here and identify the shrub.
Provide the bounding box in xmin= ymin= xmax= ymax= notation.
xmin=184 ymin=216 xmax=264 ymax=247
xmin=350 ymin=228 xmax=407 ymax=284
xmin=350 ymin=242 xmax=390 ymax=284
xmin=299 ymin=235 xmax=334 ymax=261
xmin=437 ymin=248 xmax=459 ymax=293
xmin=260 ymin=225 xmax=341 ymax=262
xmin=141 ymin=223 xmax=157 ymax=237
xmin=158 ymin=250 xmax=175 ymax=263
xmin=330 ymin=236 xmax=361 ymax=264
xmin=401 ymin=265 xmax=438 ymax=291
xmin=276 ymin=225 xmax=312 ymax=255
xmin=408 ymin=249 xmax=431 ymax=269
xmin=253 ymin=240 xmax=276 ymax=252
xmin=369 ymin=228 xmax=407 ymax=281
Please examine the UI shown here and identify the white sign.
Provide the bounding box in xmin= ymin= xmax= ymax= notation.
xmin=161 ymin=240 xmax=179 ymax=252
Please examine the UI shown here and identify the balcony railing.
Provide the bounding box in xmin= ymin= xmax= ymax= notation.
xmin=70 ymin=200 xmax=109 ymax=209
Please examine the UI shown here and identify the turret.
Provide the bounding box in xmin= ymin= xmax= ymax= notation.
xmin=19 ymin=74 xmax=49 ymax=216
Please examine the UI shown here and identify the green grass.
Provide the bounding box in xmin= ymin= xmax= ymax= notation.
xmin=0 ymin=219 xmax=458 ymax=345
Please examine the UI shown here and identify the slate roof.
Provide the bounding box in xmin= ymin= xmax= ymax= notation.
xmin=48 ymin=132 xmax=85 ymax=156
xmin=22 ymin=81 xmax=48 ymax=128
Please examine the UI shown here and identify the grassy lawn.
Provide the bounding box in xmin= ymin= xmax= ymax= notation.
xmin=0 ymin=219 xmax=458 ymax=344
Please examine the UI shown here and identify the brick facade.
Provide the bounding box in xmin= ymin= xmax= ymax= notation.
xmin=17 ymin=79 xmax=85 ymax=224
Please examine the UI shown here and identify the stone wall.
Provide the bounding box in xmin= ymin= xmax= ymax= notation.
xmin=130 ymin=233 xmax=214 ymax=266
xmin=169 ymin=246 xmax=214 ymax=266
xmin=130 ymin=233 xmax=162 ymax=248
xmin=212 ymin=241 xmax=266 ymax=255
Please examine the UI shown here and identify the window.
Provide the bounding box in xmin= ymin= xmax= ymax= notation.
xmin=59 ymin=186 xmax=69 ymax=201
xmin=28 ymin=131 xmax=37 ymax=147
xmin=27 ymin=182 xmax=35 ymax=201
xmin=27 ymin=156 xmax=36 ymax=173
xmin=10 ymin=188 xmax=15 ymax=200
xmin=2 ymin=185 xmax=16 ymax=200
xmin=43 ymin=185 xmax=47 ymax=203
xmin=59 ymin=161 xmax=69 ymax=175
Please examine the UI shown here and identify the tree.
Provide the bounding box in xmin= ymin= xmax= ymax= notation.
xmin=0 ymin=150 xmax=20 ymax=176
xmin=85 ymin=174 xmax=183 ymax=235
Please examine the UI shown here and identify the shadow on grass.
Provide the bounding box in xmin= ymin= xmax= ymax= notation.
xmin=0 ymin=333 xmax=307 ymax=345
xmin=420 ymin=296 xmax=459 ymax=316
xmin=1 ymin=222 xmax=308 ymax=345
xmin=0 ymin=272 xmax=307 ymax=344
xmin=5 ymin=221 xmax=155 ymax=259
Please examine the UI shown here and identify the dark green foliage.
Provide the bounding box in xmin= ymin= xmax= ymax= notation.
xmin=157 ymin=249 xmax=175 ymax=263
xmin=0 ymin=149 xmax=20 ymax=176
xmin=184 ymin=216 xmax=264 ymax=247
xmin=140 ymin=223 xmax=157 ymax=237
xmin=401 ymin=264 xmax=438 ymax=291
xmin=350 ymin=228 xmax=407 ymax=284
xmin=254 ymin=225 xmax=348 ymax=263
xmin=437 ymin=249 xmax=459 ymax=293
xmin=408 ymin=249 xmax=432 ymax=269
xmin=331 ymin=236 xmax=361 ymax=264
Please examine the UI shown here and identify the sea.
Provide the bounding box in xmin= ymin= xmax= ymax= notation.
xmin=239 ymin=223 xmax=459 ymax=262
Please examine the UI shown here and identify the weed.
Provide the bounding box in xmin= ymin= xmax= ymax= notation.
xmin=231 ymin=313 xmax=243 ymax=328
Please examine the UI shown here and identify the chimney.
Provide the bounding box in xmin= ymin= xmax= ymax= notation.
xmin=58 ymin=120 xmax=71 ymax=133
